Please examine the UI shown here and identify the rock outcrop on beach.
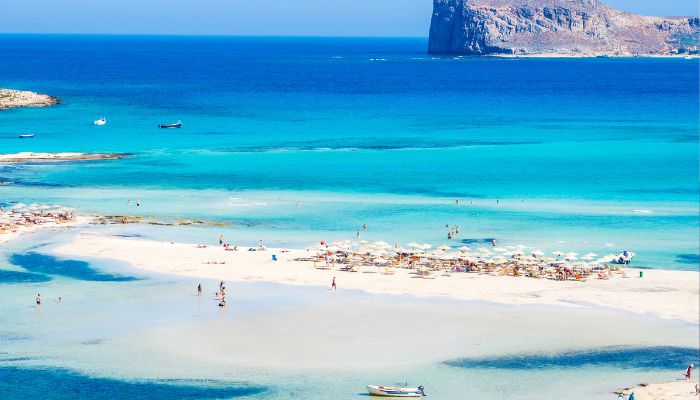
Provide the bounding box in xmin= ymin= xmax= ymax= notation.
xmin=428 ymin=0 xmax=700 ymax=56
xmin=0 ymin=88 xmax=60 ymax=110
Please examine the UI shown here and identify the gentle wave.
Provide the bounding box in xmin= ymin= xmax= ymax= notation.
xmin=203 ymin=141 xmax=540 ymax=155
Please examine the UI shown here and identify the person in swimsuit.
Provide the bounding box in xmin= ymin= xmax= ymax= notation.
xmin=686 ymin=364 xmax=694 ymax=381
xmin=331 ymin=277 xmax=336 ymax=291
xmin=36 ymin=293 xmax=41 ymax=306
xmin=197 ymin=283 xmax=202 ymax=296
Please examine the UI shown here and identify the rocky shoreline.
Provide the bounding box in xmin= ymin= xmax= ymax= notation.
xmin=0 ymin=88 xmax=60 ymax=111
xmin=0 ymin=152 xmax=131 ymax=163
xmin=94 ymin=215 xmax=230 ymax=227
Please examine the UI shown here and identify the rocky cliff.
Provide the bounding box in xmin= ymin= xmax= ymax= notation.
xmin=428 ymin=0 xmax=700 ymax=55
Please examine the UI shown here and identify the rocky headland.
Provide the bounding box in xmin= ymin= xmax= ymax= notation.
xmin=0 ymin=88 xmax=60 ymax=110
xmin=429 ymin=0 xmax=700 ymax=56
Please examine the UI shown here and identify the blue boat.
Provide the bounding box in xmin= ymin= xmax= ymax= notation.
xmin=158 ymin=120 xmax=182 ymax=129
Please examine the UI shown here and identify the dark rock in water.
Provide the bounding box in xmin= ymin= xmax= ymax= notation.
xmin=429 ymin=0 xmax=700 ymax=56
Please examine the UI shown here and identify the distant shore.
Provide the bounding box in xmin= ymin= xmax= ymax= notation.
xmin=0 ymin=88 xmax=60 ymax=110
xmin=0 ymin=152 xmax=131 ymax=163
xmin=489 ymin=53 xmax=699 ymax=59
xmin=55 ymin=233 xmax=700 ymax=323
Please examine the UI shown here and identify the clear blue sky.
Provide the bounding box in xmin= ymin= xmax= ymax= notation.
xmin=1 ymin=0 xmax=697 ymax=37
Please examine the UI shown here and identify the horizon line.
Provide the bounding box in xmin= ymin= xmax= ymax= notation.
xmin=0 ymin=32 xmax=430 ymax=39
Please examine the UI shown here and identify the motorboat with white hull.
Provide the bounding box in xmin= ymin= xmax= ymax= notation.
xmin=367 ymin=385 xmax=426 ymax=397
xmin=614 ymin=251 xmax=635 ymax=264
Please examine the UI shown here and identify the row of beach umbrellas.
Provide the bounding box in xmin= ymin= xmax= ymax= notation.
xmin=309 ymin=240 xmax=617 ymax=266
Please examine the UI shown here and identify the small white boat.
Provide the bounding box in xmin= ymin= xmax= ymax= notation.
xmin=367 ymin=385 xmax=425 ymax=397
xmin=684 ymin=56 xmax=693 ymax=60
xmin=614 ymin=250 xmax=635 ymax=264
xmin=18 ymin=134 xmax=35 ymax=139
xmin=93 ymin=117 xmax=106 ymax=126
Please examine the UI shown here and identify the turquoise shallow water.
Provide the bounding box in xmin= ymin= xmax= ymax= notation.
xmin=0 ymin=35 xmax=698 ymax=270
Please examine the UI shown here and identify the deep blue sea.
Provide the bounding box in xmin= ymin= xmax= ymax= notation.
xmin=0 ymin=37 xmax=699 ymax=398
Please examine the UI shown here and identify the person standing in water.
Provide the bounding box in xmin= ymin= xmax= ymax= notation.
xmin=685 ymin=364 xmax=694 ymax=381
xmin=363 ymin=223 xmax=367 ymax=231
xmin=35 ymin=293 xmax=41 ymax=306
xmin=331 ymin=277 xmax=336 ymax=291
xmin=219 ymin=235 xmax=224 ymax=246
xmin=356 ymin=230 xmax=360 ymax=239
xmin=197 ymin=283 xmax=202 ymax=296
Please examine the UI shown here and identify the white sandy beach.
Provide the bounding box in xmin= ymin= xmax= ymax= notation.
xmin=56 ymin=233 xmax=700 ymax=324
xmin=617 ymin=380 xmax=700 ymax=400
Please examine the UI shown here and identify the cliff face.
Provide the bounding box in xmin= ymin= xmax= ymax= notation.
xmin=428 ymin=0 xmax=700 ymax=55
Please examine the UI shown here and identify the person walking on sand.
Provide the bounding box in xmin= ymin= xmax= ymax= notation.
xmin=331 ymin=276 xmax=336 ymax=291
xmin=36 ymin=293 xmax=41 ymax=306
xmin=197 ymin=283 xmax=202 ymax=296
xmin=686 ymin=364 xmax=694 ymax=381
